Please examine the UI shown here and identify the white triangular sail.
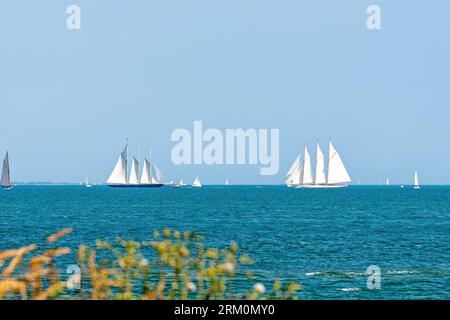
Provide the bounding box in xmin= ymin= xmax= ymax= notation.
xmin=151 ymin=163 xmax=163 ymax=184
xmin=414 ymin=171 xmax=420 ymax=188
xmin=327 ymin=141 xmax=351 ymax=185
xmin=192 ymin=177 xmax=202 ymax=187
xmin=1 ymin=152 xmax=11 ymax=188
xmin=285 ymin=154 xmax=300 ymax=184
xmin=107 ymin=145 xmax=128 ymax=185
xmin=129 ymin=157 xmax=139 ymax=184
xmin=386 ymin=178 xmax=390 ymax=185
xmin=286 ymin=163 xmax=301 ymax=185
xmin=225 ymin=178 xmax=229 ymax=185
xmin=140 ymin=159 xmax=151 ymax=184
xmin=314 ymin=143 xmax=326 ymax=185
xmin=301 ymin=146 xmax=313 ymax=185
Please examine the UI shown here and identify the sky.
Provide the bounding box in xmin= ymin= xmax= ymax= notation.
xmin=0 ymin=0 xmax=449 ymax=184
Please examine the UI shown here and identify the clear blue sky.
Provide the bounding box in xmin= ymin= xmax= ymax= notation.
xmin=1 ymin=1 xmax=449 ymax=184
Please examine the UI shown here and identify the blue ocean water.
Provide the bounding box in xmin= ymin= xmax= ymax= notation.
xmin=1 ymin=185 xmax=450 ymax=299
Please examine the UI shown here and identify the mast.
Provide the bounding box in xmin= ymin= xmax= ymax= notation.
xmin=326 ymin=137 xmax=331 ymax=185
xmin=137 ymin=141 xmax=140 ymax=183
xmin=149 ymin=143 xmax=153 ymax=184
xmin=125 ymin=139 xmax=129 ymax=184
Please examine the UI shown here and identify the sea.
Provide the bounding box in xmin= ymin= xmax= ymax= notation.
xmin=1 ymin=185 xmax=450 ymax=299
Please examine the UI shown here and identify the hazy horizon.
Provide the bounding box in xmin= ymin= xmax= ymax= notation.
xmin=1 ymin=1 xmax=449 ymax=184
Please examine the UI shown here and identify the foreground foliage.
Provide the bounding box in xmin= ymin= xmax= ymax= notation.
xmin=0 ymin=228 xmax=301 ymax=300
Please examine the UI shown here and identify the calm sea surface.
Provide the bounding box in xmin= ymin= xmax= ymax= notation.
xmin=1 ymin=185 xmax=450 ymax=299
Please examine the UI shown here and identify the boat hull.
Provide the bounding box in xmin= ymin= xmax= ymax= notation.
xmin=293 ymin=184 xmax=349 ymax=189
xmin=2 ymin=185 xmax=15 ymax=190
xmin=107 ymin=184 xmax=164 ymax=188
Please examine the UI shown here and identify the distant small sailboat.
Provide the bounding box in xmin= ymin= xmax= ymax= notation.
xmin=85 ymin=176 xmax=93 ymax=188
xmin=192 ymin=177 xmax=202 ymax=188
xmin=414 ymin=171 xmax=420 ymax=189
xmin=225 ymin=178 xmax=229 ymax=186
xmin=1 ymin=152 xmax=14 ymax=190
xmin=285 ymin=140 xmax=351 ymax=188
xmin=170 ymin=179 xmax=186 ymax=188
xmin=386 ymin=178 xmax=390 ymax=185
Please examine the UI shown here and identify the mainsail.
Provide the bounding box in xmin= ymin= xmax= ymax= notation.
xmin=151 ymin=163 xmax=163 ymax=184
xmin=285 ymin=154 xmax=300 ymax=185
xmin=140 ymin=159 xmax=151 ymax=184
xmin=129 ymin=157 xmax=139 ymax=184
xmin=414 ymin=171 xmax=419 ymax=188
xmin=327 ymin=141 xmax=351 ymax=185
xmin=107 ymin=145 xmax=128 ymax=185
xmin=300 ymin=146 xmax=313 ymax=185
xmin=1 ymin=152 xmax=11 ymax=188
xmin=314 ymin=143 xmax=326 ymax=185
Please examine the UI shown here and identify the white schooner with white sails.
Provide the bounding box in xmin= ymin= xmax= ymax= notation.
xmin=107 ymin=143 xmax=164 ymax=188
xmin=285 ymin=140 xmax=351 ymax=188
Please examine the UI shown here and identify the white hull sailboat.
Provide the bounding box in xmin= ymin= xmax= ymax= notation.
xmin=107 ymin=143 xmax=164 ymax=188
xmin=285 ymin=140 xmax=351 ymax=188
xmin=85 ymin=176 xmax=93 ymax=188
xmin=1 ymin=151 xmax=14 ymax=190
xmin=170 ymin=179 xmax=186 ymax=188
xmin=413 ymin=171 xmax=420 ymax=189
xmin=192 ymin=177 xmax=202 ymax=188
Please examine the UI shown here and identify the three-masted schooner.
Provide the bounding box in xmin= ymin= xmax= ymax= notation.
xmin=285 ymin=140 xmax=351 ymax=188
xmin=1 ymin=151 xmax=14 ymax=190
xmin=107 ymin=144 xmax=164 ymax=188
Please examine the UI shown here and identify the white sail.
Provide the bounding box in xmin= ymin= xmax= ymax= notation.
xmin=285 ymin=161 xmax=301 ymax=185
xmin=386 ymin=178 xmax=390 ymax=185
xmin=327 ymin=141 xmax=351 ymax=185
xmin=301 ymin=146 xmax=313 ymax=185
xmin=314 ymin=143 xmax=326 ymax=185
xmin=1 ymin=152 xmax=11 ymax=188
xmin=140 ymin=159 xmax=151 ymax=184
xmin=225 ymin=178 xmax=229 ymax=185
xmin=107 ymin=146 xmax=128 ymax=185
xmin=192 ymin=177 xmax=202 ymax=187
xmin=414 ymin=171 xmax=420 ymax=188
xmin=285 ymin=154 xmax=301 ymax=184
xmin=151 ymin=163 xmax=163 ymax=184
xmin=179 ymin=178 xmax=184 ymax=186
xmin=129 ymin=157 xmax=139 ymax=184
